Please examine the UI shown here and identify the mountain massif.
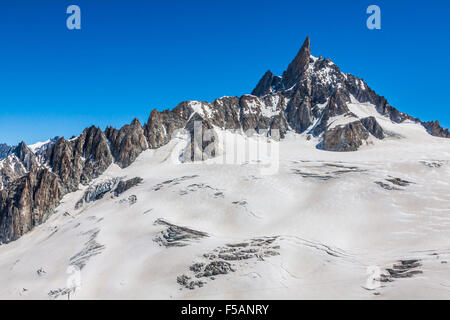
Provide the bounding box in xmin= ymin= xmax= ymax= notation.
xmin=0 ymin=37 xmax=448 ymax=244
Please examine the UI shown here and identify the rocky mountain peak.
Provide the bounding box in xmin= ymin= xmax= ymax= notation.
xmin=0 ymin=144 xmax=13 ymax=160
xmin=282 ymin=36 xmax=311 ymax=89
xmin=105 ymin=118 xmax=148 ymax=168
xmin=1 ymin=36 xmax=450 ymax=245
xmin=251 ymin=36 xmax=311 ymax=97
xmin=251 ymin=70 xmax=277 ymax=97
xmin=13 ymin=141 xmax=37 ymax=171
xmin=422 ymin=120 xmax=450 ymax=138
xmin=130 ymin=118 xmax=142 ymax=127
xmin=14 ymin=141 xmax=29 ymax=155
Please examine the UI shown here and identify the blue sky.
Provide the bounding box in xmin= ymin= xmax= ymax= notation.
xmin=0 ymin=0 xmax=449 ymax=145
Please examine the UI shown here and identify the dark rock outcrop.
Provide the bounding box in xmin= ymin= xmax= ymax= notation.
xmin=47 ymin=126 xmax=113 ymax=193
xmin=312 ymin=90 xmax=351 ymax=136
xmin=282 ymin=36 xmax=311 ymax=89
xmin=105 ymin=118 xmax=148 ymax=168
xmin=154 ymin=218 xmax=208 ymax=247
xmin=184 ymin=113 xmax=218 ymax=161
xmin=1 ymin=127 xmax=114 ymax=242
xmin=251 ymin=71 xmax=282 ymax=97
xmin=209 ymin=96 xmax=242 ymax=130
xmin=360 ymin=116 xmax=385 ymax=139
xmin=114 ymin=177 xmax=143 ymax=196
xmin=144 ymin=104 xmax=191 ymax=149
xmin=422 ymin=120 xmax=450 ymax=138
xmin=14 ymin=142 xmax=38 ymax=171
xmin=0 ymin=144 xmax=13 ymax=160
xmin=321 ymin=121 xmax=369 ymax=152
xmin=0 ymin=168 xmax=60 ymax=243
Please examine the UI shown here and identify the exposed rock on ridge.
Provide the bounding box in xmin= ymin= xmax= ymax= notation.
xmin=283 ymin=36 xmax=311 ymax=89
xmin=0 ymin=168 xmax=60 ymax=243
xmin=422 ymin=120 xmax=450 ymax=138
xmin=1 ymin=127 xmax=114 ymax=242
xmin=0 ymin=144 xmax=13 ymax=160
xmin=321 ymin=120 xmax=369 ymax=152
xmin=47 ymin=126 xmax=113 ymax=193
xmin=106 ymin=119 xmax=148 ymax=168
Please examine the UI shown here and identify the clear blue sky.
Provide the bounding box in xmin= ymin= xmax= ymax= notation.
xmin=0 ymin=0 xmax=449 ymax=145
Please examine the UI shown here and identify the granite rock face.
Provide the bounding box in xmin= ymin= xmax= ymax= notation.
xmin=0 ymin=119 xmax=150 ymax=242
xmin=0 ymin=168 xmax=60 ymax=243
xmin=0 ymin=144 xmax=13 ymax=160
xmin=0 ymin=127 xmax=114 ymax=242
xmin=360 ymin=116 xmax=385 ymax=140
xmin=0 ymin=142 xmax=43 ymax=191
xmin=0 ymin=153 xmax=28 ymax=191
xmin=247 ymin=37 xmax=448 ymax=150
xmin=47 ymin=126 xmax=113 ymax=193
xmin=184 ymin=113 xmax=218 ymax=162
xmin=75 ymin=177 xmax=122 ymax=209
xmin=282 ymin=36 xmax=311 ymax=89
xmin=422 ymin=120 xmax=450 ymax=138
xmin=106 ymin=119 xmax=148 ymax=168
xmin=144 ymin=104 xmax=192 ymax=149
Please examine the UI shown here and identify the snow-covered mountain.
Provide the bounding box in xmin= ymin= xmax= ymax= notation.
xmin=1 ymin=37 xmax=450 ymax=299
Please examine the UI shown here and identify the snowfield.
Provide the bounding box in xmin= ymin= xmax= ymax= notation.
xmin=1 ymin=115 xmax=450 ymax=300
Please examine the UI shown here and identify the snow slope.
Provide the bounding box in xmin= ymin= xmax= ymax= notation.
xmin=1 ymin=118 xmax=450 ymax=300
